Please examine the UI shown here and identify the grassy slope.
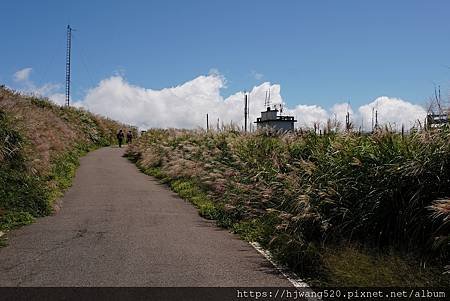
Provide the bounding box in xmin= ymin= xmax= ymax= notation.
xmin=0 ymin=87 xmax=135 ymax=234
xmin=126 ymin=128 xmax=450 ymax=286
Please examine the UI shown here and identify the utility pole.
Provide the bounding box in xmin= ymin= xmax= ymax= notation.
xmin=345 ymin=111 xmax=350 ymax=132
xmin=65 ymin=25 xmax=72 ymax=107
xmin=375 ymin=110 xmax=378 ymax=129
xmin=244 ymin=92 xmax=248 ymax=132
xmin=206 ymin=114 xmax=209 ymax=132
xmin=371 ymin=107 xmax=374 ymax=132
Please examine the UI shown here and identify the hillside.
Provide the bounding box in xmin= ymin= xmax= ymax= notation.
xmin=0 ymin=86 xmax=135 ymax=235
xmin=1 ymin=84 xmax=448 ymax=287
xmin=127 ymin=128 xmax=450 ymax=286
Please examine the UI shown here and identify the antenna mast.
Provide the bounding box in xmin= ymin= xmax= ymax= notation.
xmin=65 ymin=25 xmax=72 ymax=106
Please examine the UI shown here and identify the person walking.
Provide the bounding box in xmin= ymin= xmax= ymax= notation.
xmin=126 ymin=130 xmax=133 ymax=144
xmin=117 ymin=129 xmax=125 ymax=148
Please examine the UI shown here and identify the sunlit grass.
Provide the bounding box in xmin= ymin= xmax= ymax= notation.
xmin=127 ymin=126 xmax=450 ymax=286
xmin=0 ymin=86 xmax=134 ymax=234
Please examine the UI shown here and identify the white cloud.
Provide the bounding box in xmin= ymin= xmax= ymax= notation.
xmin=13 ymin=68 xmax=32 ymax=82
xmin=331 ymin=103 xmax=353 ymax=122
xmin=80 ymin=74 xmax=294 ymax=130
xmin=47 ymin=92 xmax=66 ymax=106
xmin=288 ymin=104 xmax=329 ymax=128
xmin=11 ymin=67 xmax=66 ymax=105
xmin=82 ymin=74 xmax=236 ymax=129
xmin=358 ymin=96 xmax=426 ymax=131
xmin=79 ymin=73 xmax=427 ymax=131
xmin=11 ymin=68 xmax=427 ymax=131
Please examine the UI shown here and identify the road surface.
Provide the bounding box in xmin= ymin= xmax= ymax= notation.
xmin=0 ymin=147 xmax=292 ymax=286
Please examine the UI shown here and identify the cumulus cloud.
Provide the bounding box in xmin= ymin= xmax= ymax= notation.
xmin=81 ymin=73 xmax=305 ymax=130
xmin=287 ymin=105 xmax=328 ymax=128
xmin=82 ymin=74 xmax=273 ymax=129
xmin=79 ymin=73 xmax=427 ymax=131
xmin=11 ymin=68 xmax=427 ymax=131
xmin=13 ymin=67 xmax=32 ymax=82
xmin=358 ymin=97 xmax=426 ymax=130
xmin=331 ymin=103 xmax=354 ymax=122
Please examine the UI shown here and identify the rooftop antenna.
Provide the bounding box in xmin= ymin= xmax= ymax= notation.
xmin=438 ymin=85 xmax=441 ymax=102
xmin=264 ymin=91 xmax=268 ymax=107
xmin=434 ymin=85 xmax=442 ymax=114
xmin=65 ymin=25 xmax=73 ymax=106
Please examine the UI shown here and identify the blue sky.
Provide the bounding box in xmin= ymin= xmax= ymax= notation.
xmin=1 ymin=0 xmax=449 ymax=129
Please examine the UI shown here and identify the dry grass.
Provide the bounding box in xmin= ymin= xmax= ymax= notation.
xmin=0 ymin=87 xmax=134 ymax=175
xmin=320 ymin=245 xmax=447 ymax=286
xmin=0 ymin=86 xmax=135 ymax=232
xmin=127 ymin=127 xmax=450 ymax=286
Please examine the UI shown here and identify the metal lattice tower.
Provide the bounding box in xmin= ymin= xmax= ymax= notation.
xmin=65 ymin=25 xmax=72 ymax=106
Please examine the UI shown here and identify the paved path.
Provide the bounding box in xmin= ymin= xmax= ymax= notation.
xmin=0 ymin=147 xmax=292 ymax=287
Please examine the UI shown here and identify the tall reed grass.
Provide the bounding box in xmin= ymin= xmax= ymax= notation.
xmin=127 ymin=126 xmax=449 ymax=278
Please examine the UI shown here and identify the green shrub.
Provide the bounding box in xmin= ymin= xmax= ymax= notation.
xmin=0 ymin=168 xmax=51 ymax=218
xmin=0 ymin=211 xmax=35 ymax=231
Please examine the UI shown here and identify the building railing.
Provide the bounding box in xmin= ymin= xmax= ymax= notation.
xmin=256 ymin=116 xmax=297 ymax=122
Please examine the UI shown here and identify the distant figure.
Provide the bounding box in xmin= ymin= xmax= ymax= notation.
xmin=117 ymin=129 xmax=124 ymax=148
xmin=126 ymin=130 xmax=133 ymax=144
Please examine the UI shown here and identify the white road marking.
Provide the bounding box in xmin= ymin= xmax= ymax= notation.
xmin=250 ymin=241 xmax=321 ymax=301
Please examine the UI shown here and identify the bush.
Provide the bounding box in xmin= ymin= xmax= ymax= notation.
xmin=0 ymin=211 xmax=35 ymax=230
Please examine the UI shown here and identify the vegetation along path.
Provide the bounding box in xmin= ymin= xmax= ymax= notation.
xmin=0 ymin=147 xmax=292 ymax=286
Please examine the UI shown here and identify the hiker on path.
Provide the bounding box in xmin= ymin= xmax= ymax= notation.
xmin=126 ymin=130 xmax=133 ymax=144
xmin=117 ymin=129 xmax=125 ymax=148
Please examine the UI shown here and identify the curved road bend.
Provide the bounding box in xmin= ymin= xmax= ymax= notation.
xmin=0 ymin=147 xmax=292 ymax=287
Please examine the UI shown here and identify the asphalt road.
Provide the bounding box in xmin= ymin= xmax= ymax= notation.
xmin=0 ymin=147 xmax=292 ymax=287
